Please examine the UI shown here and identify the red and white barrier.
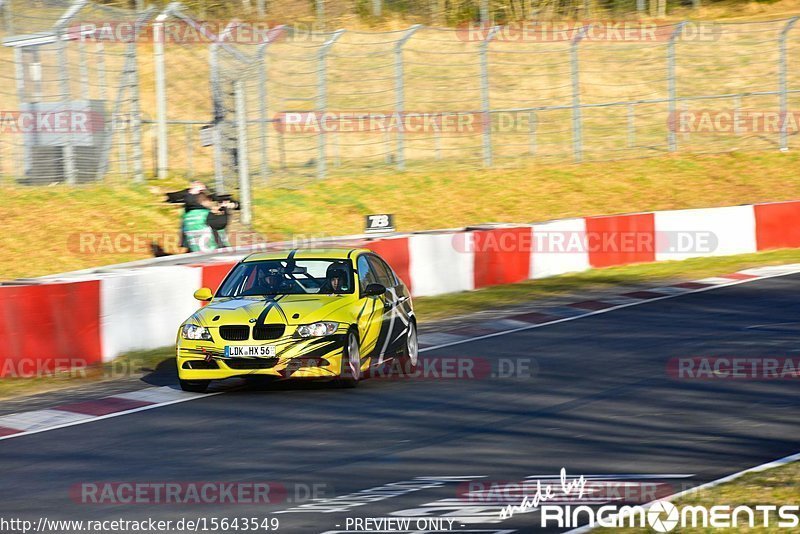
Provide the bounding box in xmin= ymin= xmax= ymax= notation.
xmin=1 ymin=200 xmax=798 ymax=372
xmin=530 ymin=218 xmax=590 ymax=279
xmin=655 ymin=205 xmax=756 ymax=261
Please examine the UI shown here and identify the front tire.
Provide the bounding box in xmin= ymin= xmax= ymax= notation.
xmin=179 ymin=379 xmax=210 ymax=393
xmin=396 ymin=321 xmax=418 ymax=376
xmin=337 ymin=330 xmax=361 ymax=388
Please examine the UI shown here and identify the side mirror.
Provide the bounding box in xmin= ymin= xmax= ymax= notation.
xmin=363 ymin=283 xmax=386 ymax=297
xmin=193 ymin=287 xmax=213 ymax=302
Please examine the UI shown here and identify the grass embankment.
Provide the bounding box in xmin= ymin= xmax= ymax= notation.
xmin=4 ymin=150 xmax=800 ymax=280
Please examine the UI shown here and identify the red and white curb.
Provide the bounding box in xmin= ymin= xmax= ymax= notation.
xmin=0 ymin=262 xmax=798 ymax=442
xmin=0 ymin=387 xmax=221 ymax=440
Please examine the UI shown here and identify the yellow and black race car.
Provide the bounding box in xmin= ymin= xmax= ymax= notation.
xmin=176 ymin=248 xmax=417 ymax=392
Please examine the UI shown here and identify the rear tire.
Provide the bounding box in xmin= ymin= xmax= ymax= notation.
xmin=337 ymin=330 xmax=361 ymax=388
xmin=396 ymin=321 xmax=418 ymax=376
xmin=179 ymin=379 xmax=210 ymax=393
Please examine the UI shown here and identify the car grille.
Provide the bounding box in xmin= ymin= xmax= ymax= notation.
xmin=225 ymin=358 xmax=279 ymax=370
xmin=182 ymin=360 xmax=219 ymax=370
xmin=253 ymin=324 xmax=285 ymax=340
xmin=219 ymin=325 xmax=250 ymax=341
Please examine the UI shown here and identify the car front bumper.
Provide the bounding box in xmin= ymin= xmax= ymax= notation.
xmin=176 ymin=333 xmax=349 ymax=381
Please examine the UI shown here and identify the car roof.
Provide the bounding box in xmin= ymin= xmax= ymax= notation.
xmin=242 ymin=248 xmax=371 ymax=263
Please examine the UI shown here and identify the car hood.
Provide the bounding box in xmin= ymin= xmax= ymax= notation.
xmin=191 ymin=294 xmax=355 ymax=327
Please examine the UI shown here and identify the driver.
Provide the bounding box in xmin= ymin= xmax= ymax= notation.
xmin=253 ymin=266 xmax=287 ymax=294
xmin=318 ymin=265 xmax=348 ymax=294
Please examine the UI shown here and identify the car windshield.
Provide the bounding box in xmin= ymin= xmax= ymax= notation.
xmin=216 ymin=259 xmax=355 ymax=297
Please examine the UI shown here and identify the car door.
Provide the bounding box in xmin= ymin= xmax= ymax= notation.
xmin=355 ymin=254 xmax=387 ymax=363
xmin=365 ymin=254 xmax=408 ymax=358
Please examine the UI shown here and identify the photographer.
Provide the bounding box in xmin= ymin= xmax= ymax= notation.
xmin=163 ymin=182 xmax=238 ymax=254
xmin=183 ymin=188 xmax=235 ymax=252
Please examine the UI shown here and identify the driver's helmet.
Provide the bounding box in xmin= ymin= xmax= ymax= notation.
xmin=325 ymin=264 xmax=349 ymax=291
xmin=258 ymin=265 xmax=283 ymax=288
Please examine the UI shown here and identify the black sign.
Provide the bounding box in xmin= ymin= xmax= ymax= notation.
xmin=365 ymin=214 xmax=395 ymax=233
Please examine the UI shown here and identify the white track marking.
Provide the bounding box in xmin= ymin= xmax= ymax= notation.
xmin=418 ymin=266 xmax=800 ymax=353
xmin=0 ymin=388 xmax=222 ymax=442
xmin=0 ymin=409 xmax=93 ymax=431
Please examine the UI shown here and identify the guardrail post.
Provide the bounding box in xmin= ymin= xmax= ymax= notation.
xmin=394 ymin=24 xmax=422 ymax=171
xmin=779 ymin=17 xmax=798 ymax=151
xmin=480 ymin=25 xmax=500 ymax=167
xmin=316 ymin=29 xmax=344 ymax=180
xmin=667 ymin=21 xmax=686 ymax=153
xmin=235 ymin=80 xmax=252 ymax=226
xmin=570 ymin=25 xmax=589 ymax=163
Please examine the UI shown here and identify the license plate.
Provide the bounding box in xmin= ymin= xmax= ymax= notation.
xmin=225 ymin=345 xmax=276 ymax=358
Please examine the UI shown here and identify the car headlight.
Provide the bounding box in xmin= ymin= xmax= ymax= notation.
xmin=296 ymin=322 xmax=339 ymax=338
xmin=181 ymin=324 xmax=213 ymax=341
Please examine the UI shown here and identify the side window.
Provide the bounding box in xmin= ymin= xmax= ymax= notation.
xmin=357 ymin=255 xmax=379 ymax=293
xmin=367 ymin=255 xmax=396 ymax=288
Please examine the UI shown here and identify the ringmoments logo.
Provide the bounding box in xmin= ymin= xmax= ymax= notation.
xmin=499 ymin=469 xmax=799 ymax=530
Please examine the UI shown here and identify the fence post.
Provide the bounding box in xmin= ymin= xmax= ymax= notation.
xmin=480 ymin=0 xmax=489 ymax=24
xmin=667 ymin=22 xmax=686 ymax=153
xmin=316 ymin=29 xmax=344 ymax=180
xmin=53 ymin=0 xmax=87 ymax=184
xmin=235 ymin=80 xmax=252 ymax=226
xmin=255 ymin=25 xmax=286 ymax=183
xmin=153 ymin=9 xmax=169 ymax=179
xmin=129 ymin=11 xmax=151 ymax=183
xmin=209 ymin=42 xmax=225 ymax=192
xmin=316 ymin=0 xmax=325 ymax=29
xmin=779 ymin=17 xmax=798 ymax=152
xmin=94 ymin=8 xmax=153 ymax=183
xmin=57 ymin=35 xmax=76 ymax=184
xmin=3 ymin=0 xmax=13 ymax=33
xmin=394 ymin=24 xmax=422 ymax=171
xmin=480 ymin=25 xmax=500 ymax=167
xmin=570 ymin=25 xmax=590 ymax=163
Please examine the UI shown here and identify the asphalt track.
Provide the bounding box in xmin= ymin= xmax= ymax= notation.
xmin=1 ymin=274 xmax=799 ymax=533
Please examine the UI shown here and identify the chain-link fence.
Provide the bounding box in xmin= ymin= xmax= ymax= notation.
xmin=0 ymin=0 xmax=153 ymax=184
xmin=3 ymin=2 xmax=800 ymax=198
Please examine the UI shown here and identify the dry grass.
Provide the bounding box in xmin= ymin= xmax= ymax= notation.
xmin=3 ymin=149 xmax=800 ymax=280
